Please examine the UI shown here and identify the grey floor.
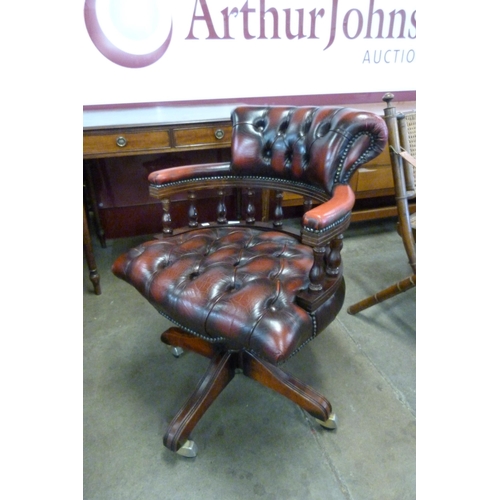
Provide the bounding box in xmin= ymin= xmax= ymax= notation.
xmin=83 ymin=218 xmax=416 ymax=500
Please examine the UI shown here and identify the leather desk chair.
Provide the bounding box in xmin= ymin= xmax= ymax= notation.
xmin=112 ymin=106 xmax=387 ymax=457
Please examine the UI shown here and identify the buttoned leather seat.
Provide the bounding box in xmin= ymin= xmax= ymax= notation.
xmin=112 ymin=105 xmax=387 ymax=457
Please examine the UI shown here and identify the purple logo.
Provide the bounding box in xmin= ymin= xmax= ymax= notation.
xmin=84 ymin=0 xmax=173 ymax=68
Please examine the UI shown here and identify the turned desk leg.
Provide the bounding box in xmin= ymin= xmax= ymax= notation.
xmin=83 ymin=206 xmax=101 ymax=295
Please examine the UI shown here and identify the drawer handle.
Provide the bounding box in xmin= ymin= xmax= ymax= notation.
xmin=116 ymin=136 xmax=127 ymax=147
xmin=214 ymin=129 xmax=225 ymax=140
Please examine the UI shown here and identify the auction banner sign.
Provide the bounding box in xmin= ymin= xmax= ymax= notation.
xmin=83 ymin=0 xmax=416 ymax=107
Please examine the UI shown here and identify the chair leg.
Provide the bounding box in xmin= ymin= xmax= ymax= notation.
xmin=347 ymin=273 xmax=416 ymax=315
xmin=164 ymin=350 xmax=236 ymax=455
xmin=83 ymin=206 xmax=101 ymax=295
xmin=241 ymin=350 xmax=333 ymax=424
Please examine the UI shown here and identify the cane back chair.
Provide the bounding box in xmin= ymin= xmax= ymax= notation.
xmin=112 ymin=105 xmax=387 ymax=457
xmin=348 ymin=93 xmax=416 ymax=315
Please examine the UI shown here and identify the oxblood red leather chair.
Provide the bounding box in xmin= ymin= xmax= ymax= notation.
xmin=112 ymin=106 xmax=387 ymax=457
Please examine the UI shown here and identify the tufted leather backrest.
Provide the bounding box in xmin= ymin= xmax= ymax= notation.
xmin=230 ymin=106 xmax=387 ymax=197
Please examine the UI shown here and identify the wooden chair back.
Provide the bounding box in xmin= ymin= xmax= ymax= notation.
xmin=347 ymin=94 xmax=416 ymax=316
xmin=383 ymin=94 xmax=416 ymax=275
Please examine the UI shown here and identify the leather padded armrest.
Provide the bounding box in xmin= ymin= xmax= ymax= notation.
xmin=302 ymin=184 xmax=355 ymax=232
xmin=148 ymin=162 xmax=232 ymax=185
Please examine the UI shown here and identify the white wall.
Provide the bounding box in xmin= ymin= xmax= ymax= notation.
xmin=83 ymin=0 xmax=417 ymax=107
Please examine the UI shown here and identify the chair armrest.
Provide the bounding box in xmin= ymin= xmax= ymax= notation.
xmin=302 ymin=185 xmax=355 ymax=235
xmin=148 ymin=162 xmax=232 ymax=185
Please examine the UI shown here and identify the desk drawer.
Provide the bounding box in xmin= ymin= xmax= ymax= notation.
xmin=356 ymin=164 xmax=394 ymax=192
xmin=352 ymin=145 xmax=394 ymax=195
xmin=84 ymin=129 xmax=171 ymax=156
xmin=173 ymin=124 xmax=232 ymax=148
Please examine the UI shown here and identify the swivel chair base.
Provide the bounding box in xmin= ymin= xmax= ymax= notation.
xmin=161 ymin=327 xmax=337 ymax=457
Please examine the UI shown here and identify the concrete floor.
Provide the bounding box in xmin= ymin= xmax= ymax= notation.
xmin=83 ymin=218 xmax=416 ymax=500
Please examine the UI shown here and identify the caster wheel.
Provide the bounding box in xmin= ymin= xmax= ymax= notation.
xmin=170 ymin=346 xmax=184 ymax=358
xmin=316 ymin=413 xmax=337 ymax=430
xmin=176 ymin=439 xmax=198 ymax=458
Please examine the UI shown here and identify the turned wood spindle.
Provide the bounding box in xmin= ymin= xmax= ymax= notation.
xmin=308 ymin=246 xmax=326 ymax=292
xmin=161 ymin=198 xmax=173 ymax=235
xmin=273 ymin=190 xmax=284 ymax=227
xmin=217 ymin=189 xmax=227 ymax=224
xmin=188 ymin=191 xmax=198 ymax=227
xmin=326 ymin=235 xmax=343 ymax=276
xmin=246 ymin=188 xmax=255 ymax=224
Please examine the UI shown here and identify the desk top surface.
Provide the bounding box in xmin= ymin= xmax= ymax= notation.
xmin=83 ymin=101 xmax=415 ymax=130
xmin=83 ymin=104 xmax=239 ymax=130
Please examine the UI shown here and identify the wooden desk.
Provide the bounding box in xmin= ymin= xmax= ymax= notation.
xmin=84 ymin=105 xmax=235 ymax=241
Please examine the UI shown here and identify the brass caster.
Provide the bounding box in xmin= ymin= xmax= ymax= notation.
xmin=316 ymin=412 xmax=337 ymax=430
xmin=170 ymin=346 xmax=184 ymax=358
xmin=176 ymin=439 xmax=198 ymax=458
